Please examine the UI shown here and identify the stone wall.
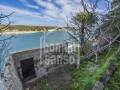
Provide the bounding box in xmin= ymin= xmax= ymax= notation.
xmin=12 ymin=43 xmax=69 ymax=82
xmin=0 ymin=56 xmax=23 ymax=90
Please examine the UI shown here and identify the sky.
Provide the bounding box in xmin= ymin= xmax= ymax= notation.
xmin=0 ymin=0 xmax=107 ymax=26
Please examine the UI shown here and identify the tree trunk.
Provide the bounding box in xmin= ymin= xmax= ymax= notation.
xmin=76 ymin=21 xmax=85 ymax=69
xmin=80 ymin=21 xmax=85 ymax=56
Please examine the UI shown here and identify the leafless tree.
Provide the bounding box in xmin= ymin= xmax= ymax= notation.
xmin=0 ymin=12 xmax=14 ymax=72
xmin=67 ymin=0 xmax=100 ymax=68
xmin=67 ymin=0 xmax=120 ymax=68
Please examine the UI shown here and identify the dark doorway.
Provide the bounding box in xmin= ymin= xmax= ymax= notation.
xmin=20 ymin=58 xmax=36 ymax=81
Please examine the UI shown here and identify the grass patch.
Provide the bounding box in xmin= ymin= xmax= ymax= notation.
xmin=104 ymin=49 xmax=120 ymax=90
xmin=36 ymin=78 xmax=51 ymax=90
xmin=68 ymin=43 xmax=119 ymax=90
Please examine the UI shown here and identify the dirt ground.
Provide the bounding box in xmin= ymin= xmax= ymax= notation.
xmin=47 ymin=66 xmax=72 ymax=90
xmin=25 ymin=66 xmax=72 ymax=90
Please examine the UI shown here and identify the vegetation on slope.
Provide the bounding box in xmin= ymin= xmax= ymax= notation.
xmin=104 ymin=48 xmax=120 ymax=90
xmin=68 ymin=43 xmax=119 ymax=90
xmin=0 ymin=25 xmax=59 ymax=32
xmin=104 ymin=62 xmax=120 ymax=90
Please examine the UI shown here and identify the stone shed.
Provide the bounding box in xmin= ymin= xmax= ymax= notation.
xmin=0 ymin=43 xmax=72 ymax=90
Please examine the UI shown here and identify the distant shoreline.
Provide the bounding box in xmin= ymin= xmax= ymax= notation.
xmin=3 ymin=29 xmax=58 ymax=35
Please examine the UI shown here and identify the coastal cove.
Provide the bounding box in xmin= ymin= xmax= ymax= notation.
xmin=0 ymin=0 xmax=120 ymax=90
xmin=4 ymin=31 xmax=75 ymax=54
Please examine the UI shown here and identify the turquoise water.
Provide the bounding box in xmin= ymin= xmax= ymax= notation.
xmin=9 ymin=31 xmax=75 ymax=53
xmin=0 ymin=31 xmax=76 ymax=69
